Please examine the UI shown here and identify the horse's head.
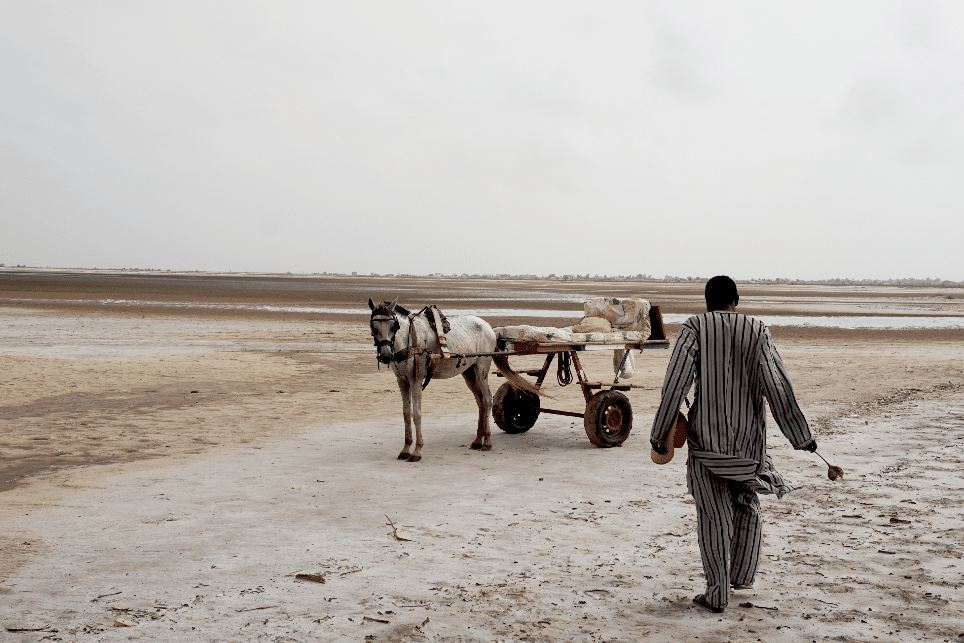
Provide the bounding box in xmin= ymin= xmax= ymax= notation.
xmin=369 ymin=298 xmax=400 ymax=364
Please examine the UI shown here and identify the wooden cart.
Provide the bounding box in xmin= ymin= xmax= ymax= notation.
xmin=491 ymin=306 xmax=670 ymax=447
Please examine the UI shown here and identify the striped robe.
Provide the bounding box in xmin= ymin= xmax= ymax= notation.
xmin=650 ymin=311 xmax=814 ymax=494
xmin=650 ymin=311 xmax=814 ymax=609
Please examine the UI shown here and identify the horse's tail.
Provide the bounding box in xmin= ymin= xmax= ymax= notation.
xmin=492 ymin=354 xmax=545 ymax=397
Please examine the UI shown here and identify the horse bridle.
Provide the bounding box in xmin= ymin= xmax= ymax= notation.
xmin=370 ymin=310 xmax=401 ymax=365
xmin=369 ymin=306 xmax=445 ymax=390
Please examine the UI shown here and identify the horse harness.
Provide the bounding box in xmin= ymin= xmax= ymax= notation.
xmin=370 ymin=305 xmax=455 ymax=389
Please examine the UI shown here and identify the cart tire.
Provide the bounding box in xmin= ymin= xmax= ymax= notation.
xmin=584 ymin=390 xmax=633 ymax=447
xmin=493 ymin=382 xmax=540 ymax=433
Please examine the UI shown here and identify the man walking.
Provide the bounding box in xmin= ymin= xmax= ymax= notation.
xmin=650 ymin=275 xmax=816 ymax=613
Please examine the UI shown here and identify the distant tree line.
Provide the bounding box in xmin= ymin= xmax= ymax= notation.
xmin=2 ymin=265 xmax=961 ymax=287
xmin=736 ymin=276 xmax=963 ymax=288
xmin=360 ymin=273 xmax=964 ymax=287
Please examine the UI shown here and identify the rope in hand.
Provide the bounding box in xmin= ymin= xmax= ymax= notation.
xmin=556 ymin=351 xmax=572 ymax=387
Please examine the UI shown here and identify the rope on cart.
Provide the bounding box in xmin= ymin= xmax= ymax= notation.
xmin=556 ymin=351 xmax=573 ymax=387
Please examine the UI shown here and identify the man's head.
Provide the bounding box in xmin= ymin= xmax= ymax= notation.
xmin=705 ymin=275 xmax=739 ymax=311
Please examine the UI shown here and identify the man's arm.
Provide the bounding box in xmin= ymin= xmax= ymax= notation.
xmin=650 ymin=323 xmax=698 ymax=450
xmin=759 ymin=327 xmax=814 ymax=450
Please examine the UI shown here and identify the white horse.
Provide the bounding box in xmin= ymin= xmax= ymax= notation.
xmin=368 ymin=298 xmax=536 ymax=462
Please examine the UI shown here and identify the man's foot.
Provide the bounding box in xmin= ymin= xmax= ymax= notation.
xmin=731 ymin=583 xmax=754 ymax=590
xmin=693 ymin=595 xmax=724 ymax=613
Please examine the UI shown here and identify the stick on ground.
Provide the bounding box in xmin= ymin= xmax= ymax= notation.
xmin=385 ymin=515 xmax=412 ymax=541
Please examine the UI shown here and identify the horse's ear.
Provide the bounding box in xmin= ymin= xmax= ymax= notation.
xmin=368 ymin=298 xmax=376 ymax=311
xmin=389 ymin=297 xmax=398 ymax=311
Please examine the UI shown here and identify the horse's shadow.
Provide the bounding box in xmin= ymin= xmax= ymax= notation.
xmin=373 ymin=411 xmax=634 ymax=463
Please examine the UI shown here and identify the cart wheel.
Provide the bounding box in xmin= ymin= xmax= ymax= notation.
xmin=584 ymin=390 xmax=633 ymax=447
xmin=492 ymin=382 xmax=540 ymax=433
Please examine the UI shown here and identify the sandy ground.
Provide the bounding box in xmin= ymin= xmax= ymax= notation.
xmin=2 ymin=273 xmax=964 ymax=642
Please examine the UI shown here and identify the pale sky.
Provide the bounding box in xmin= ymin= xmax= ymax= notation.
xmin=2 ymin=2 xmax=963 ymax=280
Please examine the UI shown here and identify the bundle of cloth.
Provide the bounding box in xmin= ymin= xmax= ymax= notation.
xmin=493 ymin=297 xmax=652 ymax=379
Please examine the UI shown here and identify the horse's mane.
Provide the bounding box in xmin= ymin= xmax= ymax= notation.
xmin=372 ymin=301 xmax=410 ymax=316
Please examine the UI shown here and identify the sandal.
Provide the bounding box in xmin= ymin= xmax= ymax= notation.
xmin=693 ymin=595 xmax=724 ymax=613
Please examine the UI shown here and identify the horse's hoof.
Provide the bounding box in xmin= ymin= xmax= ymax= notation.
xmin=480 ymin=444 xmax=492 ymax=452
xmin=470 ymin=442 xmax=483 ymax=450
xmin=397 ymin=452 xmax=410 ymax=460
xmin=407 ymin=455 xmax=422 ymax=463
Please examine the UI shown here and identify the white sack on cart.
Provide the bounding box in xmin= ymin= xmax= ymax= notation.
xmin=569 ymin=316 xmax=612 ymax=333
xmin=494 ymin=326 xmax=643 ymax=344
xmin=496 ymin=326 xmax=575 ymax=343
xmin=583 ymin=297 xmax=651 ymax=338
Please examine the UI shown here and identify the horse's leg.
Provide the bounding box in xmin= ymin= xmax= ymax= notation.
xmin=396 ymin=375 xmax=413 ymax=460
xmin=465 ymin=358 xmax=493 ymax=451
xmin=408 ymin=368 xmax=423 ymax=462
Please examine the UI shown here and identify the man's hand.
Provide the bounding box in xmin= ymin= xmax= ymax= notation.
xmin=798 ymin=440 xmax=817 ymax=453
xmin=651 ymin=439 xmax=668 ymax=455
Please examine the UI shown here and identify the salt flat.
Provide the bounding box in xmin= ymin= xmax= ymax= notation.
xmin=2 ymin=397 xmax=962 ymax=641
xmin=2 ymin=273 xmax=963 ymax=641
